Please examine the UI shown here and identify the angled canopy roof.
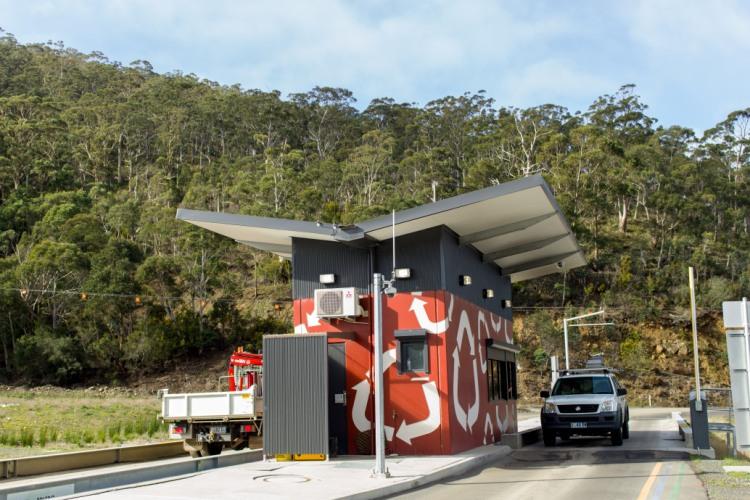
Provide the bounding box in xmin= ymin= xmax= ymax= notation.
xmin=176 ymin=175 xmax=586 ymax=282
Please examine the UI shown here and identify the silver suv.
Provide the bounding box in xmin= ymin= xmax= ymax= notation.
xmin=540 ymin=365 xmax=629 ymax=446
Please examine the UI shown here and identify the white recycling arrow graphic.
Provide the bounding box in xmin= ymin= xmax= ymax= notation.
xmin=483 ymin=412 xmax=495 ymax=445
xmin=452 ymin=310 xmax=480 ymax=433
xmin=352 ymin=378 xmax=371 ymax=432
xmin=451 ymin=349 xmax=467 ymax=431
xmin=351 ymin=348 xmax=398 ymax=435
xmin=395 ymin=381 xmax=441 ymax=445
xmin=490 ymin=313 xmax=502 ymax=334
xmin=495 ymin=404 xmax=511 ymax=433
xmin=410 ymin=297 xmax=448 ymax=334
xmin=306 ymin=312 xmax=320 ymax=327
xmin=456 ymin=310 xmax=475 ymax=356
xmin=476 ymin=312 xmax=490 ymax=374
xmin=447 ymin=293 xmax=455 ymax=326
xmin=467 ymin=358 xmax=480 ymax=430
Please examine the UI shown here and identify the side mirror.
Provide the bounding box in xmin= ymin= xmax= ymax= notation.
xmin=617 ymin=388 xmax=627 ymax=396
xmin=540 ymin=390 xmax=550 ymax=398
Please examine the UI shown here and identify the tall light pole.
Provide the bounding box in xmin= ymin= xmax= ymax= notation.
xmin=372 ymin=210 xmax=397 ymax=479
xmin=372 ymin=273 xmax=389 ymax=478
xmin=562 ymin=310 xmax=613 ymax=370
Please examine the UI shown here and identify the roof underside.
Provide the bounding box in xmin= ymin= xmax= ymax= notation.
xmin=176 ymin=175 xmax=586 ymax=282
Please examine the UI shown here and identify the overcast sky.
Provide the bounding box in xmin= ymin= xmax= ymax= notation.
xmin=1 ymin=0 xmax=748 ymax=132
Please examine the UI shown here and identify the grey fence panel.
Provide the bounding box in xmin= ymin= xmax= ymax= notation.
xmin=263 ymin=334 xmax=329 ymax=456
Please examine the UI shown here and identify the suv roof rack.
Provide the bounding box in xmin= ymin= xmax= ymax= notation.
xmin=559 ymin=367 xmax=618 ymax=375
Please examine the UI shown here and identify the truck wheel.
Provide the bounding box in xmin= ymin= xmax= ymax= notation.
xmin=200 ymin=442 xmax=224 ymax=456
xmin=230 ymin=437 xmax=247 ymax=451
xmin=611 ymin=426 xmax=623 ymax=446
xmin=543 ymin=429 xmax=556 ymax=447
xmin=622 ymin=419 xmax=630 ymax=439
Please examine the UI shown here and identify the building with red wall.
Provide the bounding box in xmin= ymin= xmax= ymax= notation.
xmin=177 ymin=175 xmax=585 ymax=455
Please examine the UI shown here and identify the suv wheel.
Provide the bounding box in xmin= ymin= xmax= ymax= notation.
xmin=622 ymin=419 xmax=630 ymax=439
xmin=611 ymin=426 xmax=623 ymax=446
xmin=543 ymin=429 xmax=556 ymax=447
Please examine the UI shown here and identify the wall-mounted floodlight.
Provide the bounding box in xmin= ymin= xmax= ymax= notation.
xmin=460 ymin=275 xmax=472 ymax=286
xmin=319 ymin=273 xmax=336 ymax=284
xmin=501 ymin=299 xmax=512 ymax=309
xmin=483 ymin=289 xmax=495 ymax=299
xmin=394 ymin=268 xmax=411 ymax=279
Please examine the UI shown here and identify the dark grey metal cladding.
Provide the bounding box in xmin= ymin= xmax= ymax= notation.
xmin=374 ymin=226 xmax=443 ymax=293
xmin=292 ymin=238 xmax=371 ymax=299
xmin=263 ymin=334 xmax=329 ymax=456
xmin=440 ymin=227 xmax=512 ymax=319
xmin=292 ymin=225 xmax=511 ymax=318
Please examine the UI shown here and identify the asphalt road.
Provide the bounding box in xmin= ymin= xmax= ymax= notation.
xmin=394 ymin=408 xmax=707 ymax=500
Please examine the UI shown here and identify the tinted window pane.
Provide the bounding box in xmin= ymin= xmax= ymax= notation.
xmin=401 ymin=340 xmax=425 ymax=372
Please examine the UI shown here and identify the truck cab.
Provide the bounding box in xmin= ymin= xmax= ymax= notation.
xmin=540 ymin=361 xmax=629 ymax=447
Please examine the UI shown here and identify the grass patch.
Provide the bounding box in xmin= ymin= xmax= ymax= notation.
xmin=723 ymin=457 xmax=750 ymax=466
xmin=0 ymin=388 xmax=168 ymax=458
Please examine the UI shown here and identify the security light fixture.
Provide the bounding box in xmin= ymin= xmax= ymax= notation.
xmin=80 ymin=292 xmax=88 ymax=301
xmin=134 ymin=295 xmax=142 ymax=306
xmin=19 ymin=288 xmax=29 ymax=299
xmin=394 ymin=268 xmax=411 ymax=279
xmin=459 ymin=275 xmax=472 ymax=286
xmin=501 ymin=299 xmax=512 ymax=309
xmin=319 ymin=273 xmax=336 ymax=284
xmin=483 ymin=289 xmax=495 ymax=299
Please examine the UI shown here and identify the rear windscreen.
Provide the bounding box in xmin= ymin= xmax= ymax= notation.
xmin=552 ymin=376 xmax=613 ymax=395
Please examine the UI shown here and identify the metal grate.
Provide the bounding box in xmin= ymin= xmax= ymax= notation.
xmin=318 ymin=291 xmax=343 ymax=316
xmin=557 ymin=404 xmax=599 ymax=414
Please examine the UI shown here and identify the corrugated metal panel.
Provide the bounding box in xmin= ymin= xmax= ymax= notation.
xmin=440 ymin=227 xmax=512 ymax=319
xmin=374 ymin=226 xmax=443 ymax=292
xmin=292 ymin=238 xmax=370 ymax=299
xmin=263 ymin=334 xmax=328 ymax=455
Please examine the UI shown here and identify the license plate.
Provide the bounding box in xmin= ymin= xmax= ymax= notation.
xmin=210 ymin=425 xmax=227 ymax=434
xmin=571 ymin=422 xmax=587 ymax=429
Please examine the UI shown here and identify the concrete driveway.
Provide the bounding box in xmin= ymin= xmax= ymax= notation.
xmin=394 ymin=408 xmax=707 ymax=500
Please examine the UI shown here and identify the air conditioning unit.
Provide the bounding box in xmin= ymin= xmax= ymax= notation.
xmin=314 ymin=287 xmax=361 ymax=318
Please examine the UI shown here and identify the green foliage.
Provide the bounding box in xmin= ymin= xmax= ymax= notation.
xmin=15 ymin=327 xmax=83 ymax=384
xmin=0 ymin=36 xmax=748 ymax=385
xmin=620 ymin=331 xmax=649 ymax=371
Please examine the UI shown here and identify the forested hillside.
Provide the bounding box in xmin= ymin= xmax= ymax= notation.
xmin=0 ymin=32 xmax=748 ymax=386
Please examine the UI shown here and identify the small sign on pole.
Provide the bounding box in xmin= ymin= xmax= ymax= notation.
xmin=722 ymin=299 xmax=750 ymax=456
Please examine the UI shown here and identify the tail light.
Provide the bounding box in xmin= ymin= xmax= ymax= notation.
xmin=242 ymin=424 xmax=254 ymax=433
xmin=169 ymin=424 xmax=186 ymax=438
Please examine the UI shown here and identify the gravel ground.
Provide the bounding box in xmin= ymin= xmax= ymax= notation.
xmin=689 ymin=458 xmax=750 ymax=500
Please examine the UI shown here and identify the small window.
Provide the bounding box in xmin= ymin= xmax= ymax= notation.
xmin=400 ymin=339 xmax=426 ymax=372
xmin=395 ymin=329 xmax=429 ymax=374
xmin=487 ymin=353 xmax=518 ymax=401
xmin=488 ymin=359 xmax=502 ymax=401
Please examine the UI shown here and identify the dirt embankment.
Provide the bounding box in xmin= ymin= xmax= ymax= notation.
xmin=516 ymin=311 xmax=730 ymax=408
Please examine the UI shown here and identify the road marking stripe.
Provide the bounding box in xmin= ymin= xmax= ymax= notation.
xmin=651 ymin=462 xmax=669 ymax=499
xmin=637 ymin=462 xmax=663 ymax=500
xmin=669 ymin=462 xmax=686 ymax=499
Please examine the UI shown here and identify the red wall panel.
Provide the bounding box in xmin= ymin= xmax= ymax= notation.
xmin=291 ymin=290 xmax=517 ymax=456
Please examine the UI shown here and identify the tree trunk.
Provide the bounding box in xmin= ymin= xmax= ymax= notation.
xmin=618 ymin=197 xmax=629 ymax=233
